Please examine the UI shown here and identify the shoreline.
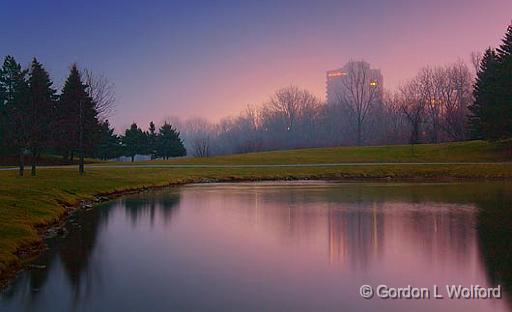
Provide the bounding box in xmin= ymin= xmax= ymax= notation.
xmin=1 ymin=174 xmax=511 ymax=290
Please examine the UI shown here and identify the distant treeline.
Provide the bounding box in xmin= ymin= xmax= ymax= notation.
xmin=0 ymin=58 xmax=186 ymax=175
xmin=166 ymin=23 xmax=512 ymax=157
xmin=1 ymin=24 xmax=510 ymax=167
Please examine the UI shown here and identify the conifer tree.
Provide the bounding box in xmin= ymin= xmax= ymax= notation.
xmin=0 ymin=56 xmax=30 ymax=175
xmin=495 ymin=23 xmax=512 ymax=139
xmin=148 ymin=121 xmax=157 ymax=159
xmin=156 ymin=122 xmax=186 ymax=160
xmin=0 ymin=63 xmax=5 ymax=156
xmin=27 ymin=58 xmax=57 ymax=176
xmin=469 ymin=48 xmax=499 ymax=139
xmin=95 ymin=119 xmax=122 ymax=160
xmin=122 ymin=123 xmax=145 ymax=162
xmin=59 ymin=64 xmax=100 ymax=174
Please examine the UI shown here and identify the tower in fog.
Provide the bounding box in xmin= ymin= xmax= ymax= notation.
xmin=326 ymin=61 xmax=383 ymax=105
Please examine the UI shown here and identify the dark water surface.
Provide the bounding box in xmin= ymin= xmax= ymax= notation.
xmin=1 ymin=182 xmax=512 ymax=312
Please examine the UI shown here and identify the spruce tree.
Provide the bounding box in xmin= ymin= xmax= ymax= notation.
xmin=0 ymin=62 xmax=5 ymax=156
xmin=122 ymin=123 xmax=145 ymax=162
xmin=0 ymin=56 xmax=30 ymax=175
xmin=469 ymin=48 xmax=499 ymax=139
xmin=156 ymin=123 xmax=186 ymax=160
xmin=27 ymin=58 xmax=57 ymax=175
xmin=95 ymin=119 xmax=122 ymax=160
xmin=148 ymin=121 xmax=157 ymax=159
xmin=495 ymin=23 xmax=512 ymax=139
xmin=59 ymin=64 xmax=100 ymax=174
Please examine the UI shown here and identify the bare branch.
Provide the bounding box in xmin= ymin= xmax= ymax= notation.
xmin=82 ymin=68 xmax=116 ymax=121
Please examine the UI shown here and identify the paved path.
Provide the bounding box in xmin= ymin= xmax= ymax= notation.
xmin=0 ymin=162 xmax=509 ymax=172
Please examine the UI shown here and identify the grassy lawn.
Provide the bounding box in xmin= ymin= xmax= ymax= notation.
xmin=126 ymin=140 xmax=511 ymax=165
xmin=0 ymin=140 xmax=511 ymax=282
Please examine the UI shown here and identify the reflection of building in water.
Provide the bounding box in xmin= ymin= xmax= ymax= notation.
xmin=328 ymin=202 xmax=384 ymax=268
xmin=326 ymin=201 xmax=478 ymax=271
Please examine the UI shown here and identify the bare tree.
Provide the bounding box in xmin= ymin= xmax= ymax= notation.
xmin=470 ymin=51 xmax=483 ymax=75
xmin=440 ymin=61 xmax=472 ymax=140
xmin=181 ymin=118 xmax=214 ymax=157
xmin=82 ymin=69 xmax=116 ymax=121
xmin=149 ymin=59 xmax=473 ymax=158
xmin=268 ymin=86 xmax=302 ymax=132
xmin=398 ymin=79 xmax=425 ymax=145
xmin=336 ymin=61 xmax=382 ymax=145
xmin=192 ymin=136 xmax=210 ymax=157
xmin=416 ymin=66 xmax=443 ymax=143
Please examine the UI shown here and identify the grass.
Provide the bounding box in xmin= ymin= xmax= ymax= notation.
xmin=0 ymin=140 xmax=511 ymax=282
xmin=130 ymin=140 xmax=511 ymax=165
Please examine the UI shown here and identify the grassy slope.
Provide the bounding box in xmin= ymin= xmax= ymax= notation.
xmin=0 ymin=140 xmax=511 ymax=280
xmin=134 ymin=140 xmax=511 ymax=165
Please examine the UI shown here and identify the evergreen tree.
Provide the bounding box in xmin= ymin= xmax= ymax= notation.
xmin=59 ymin=64 xmax=100 ymax=174
xmin=27 ymin=58 xmax=57 ymax=176
xmin=95 ymin=119 xmax=122 ymax=160
xmin=495 ymin=23 xmax=512 ymax=139
xmin=0 ymin=56 xmax=30 ymax=175
xmin=0 ymin=63 xmax=5 ymax=156
xmin=156 ymin=122 xmax=186 ymax=160
xmin=148 ymin=121 xmax=157 ymax=159
xmin=469 ymin=48 xmax=499 ymax=139
xmin=122 ymin=123 xmax=145 ymax=162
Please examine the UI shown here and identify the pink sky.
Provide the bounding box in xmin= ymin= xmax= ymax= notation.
xmin=4 ymin=0 xmax=510 ymax=129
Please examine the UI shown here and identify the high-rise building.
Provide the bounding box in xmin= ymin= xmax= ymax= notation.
xmin=326 ymin=61 xmax=383 ymax=105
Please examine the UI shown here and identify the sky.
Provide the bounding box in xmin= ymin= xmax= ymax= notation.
xmin=1 ymin=0 xmax=511 ymax=130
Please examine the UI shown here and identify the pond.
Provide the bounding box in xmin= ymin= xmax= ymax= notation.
xmin=1 ymin=182 xmax=511 ymax=311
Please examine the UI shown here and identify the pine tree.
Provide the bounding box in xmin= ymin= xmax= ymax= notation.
xmin=0 ymin=56 xmax=29 ymax=176
xmin=59 ymin=64 xmax=100 ymax=174
xmin=0 ymin=56 xmax=30 ymax=175
xmin=27 ymin=58 xmax=57 ymax=176
xmin=497 ymin=23 xmax=512 ymax=59
xmin=0 ymin=62 xmax=5 ymax=156
xmin=156 ymin=122 xmax=186 ymax=160
xmin=95 ymin=119 xmax=122 ymax=160
xmin=122 ymin=123 xmax=145 ymax=162
xmin=148 ymin=121 xmax=157 ymax=159
xmin=495 ymin=23 xmax=512 ymax=139
xmin=469 ymin=48 xmax=499 ymax=139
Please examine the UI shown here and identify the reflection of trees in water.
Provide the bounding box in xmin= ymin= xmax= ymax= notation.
xmin=0 ymin=206 xmax=111 ymax=308
xmin=405 ymin=205 xmax=475 ymax=265
xmin=2 ymin=190 xmax=181 ymax=308
xmin=0 ymin=245 xmax=55 ymax=308
xmin=476 ymin=188 xmax=512 ymax=297
xmin=326 ymin=202 xmax=477 ymax=271
xmin=58 ymin=205 xmax=111 ymax=305
xmin=327 ymin=202 xmax=385 ymax=269
xmin=123 ymin=191 xmax=181 ymax=227
xmin=248 ymin=184 xmax=479 ymax=270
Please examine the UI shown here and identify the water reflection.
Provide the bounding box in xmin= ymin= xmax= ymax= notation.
xmin=477 ymin=188 xmax=512 ymax=298
xmin=1 ymin=190 xmax=180 ymax=311
xmin=1 ymin=182 xmax=511 ymax=312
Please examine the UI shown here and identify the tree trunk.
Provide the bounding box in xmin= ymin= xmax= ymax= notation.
xmin=79 ymin=150 xmax=84 ymax=175
xmin=131 ymin=155 xmax=134 ymax=162
xmin=357 ymin=119 xmax=362 ymax=146
xmin=18 ymin=149 xmax=24 ymax=176
xmin=31 ymin=149 xmax=37 ymax=176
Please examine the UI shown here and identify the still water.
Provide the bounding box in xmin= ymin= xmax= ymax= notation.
xmin=1 ymin=182 xmax=511 ymax=312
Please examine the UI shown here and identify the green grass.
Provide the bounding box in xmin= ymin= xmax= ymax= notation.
xmin=0 ymin=140 xmax=511 ymax=282
xmin=129 ymin=140 xmax=511 ymax=165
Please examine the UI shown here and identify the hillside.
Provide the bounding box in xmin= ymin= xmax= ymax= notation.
xmin=143 ymin=140 xmax=511 ymax=165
